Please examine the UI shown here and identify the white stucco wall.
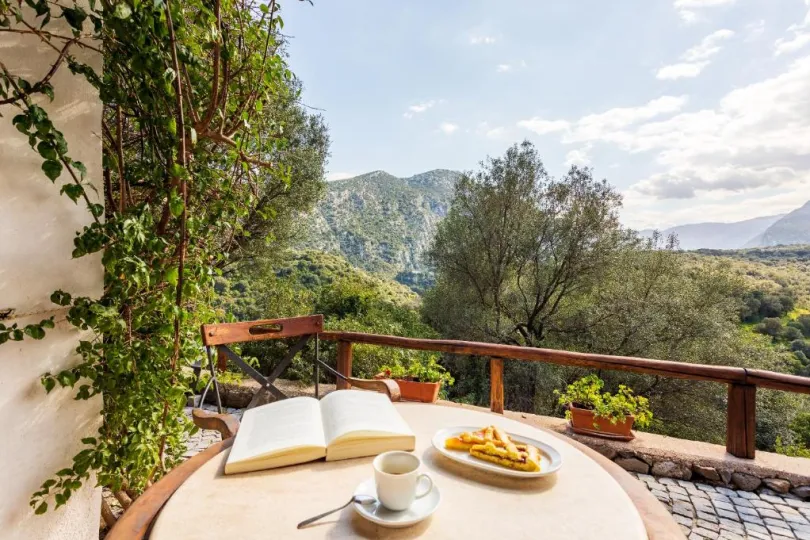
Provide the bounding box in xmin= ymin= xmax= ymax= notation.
xmin=0 ymin=8 xmax=103 ymax=539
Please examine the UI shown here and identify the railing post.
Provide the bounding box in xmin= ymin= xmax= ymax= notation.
xmin=336 ymin=341 xmax=352 ymax=390
xmin=490 ymin=357 xmax=504 ymax=414
xmin=726 ymin=383 xmax=756 ymax=459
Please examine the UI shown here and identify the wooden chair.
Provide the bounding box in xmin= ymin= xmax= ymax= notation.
xmin=106 ymin=315 xmax=400 ymax=539
xmin=198 ymin=315 xmax=400 ymax=406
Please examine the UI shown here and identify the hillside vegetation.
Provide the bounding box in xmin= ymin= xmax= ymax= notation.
xmin=301 ymin=169 xmax=460 ymax=291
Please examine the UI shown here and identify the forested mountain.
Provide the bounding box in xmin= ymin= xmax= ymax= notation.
xmin=758 ymin=201 xmax=810 ymax=247
xmin=301 ymin=169 xmax=461 ymax=291
xmin=639 ymin=214 xmax=784 ymax=250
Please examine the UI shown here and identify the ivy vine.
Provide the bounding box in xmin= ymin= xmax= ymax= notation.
xmin=1 ymin=0 xmax=303 ymax=516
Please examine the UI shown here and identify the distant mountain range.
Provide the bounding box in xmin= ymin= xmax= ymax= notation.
xmin=302 ymin=169 xmax=810 ymax=290
xmin=640 ymin=201 xmax=810 ymax=250
xmin=301 ymin=170 xmax=460 ymax=291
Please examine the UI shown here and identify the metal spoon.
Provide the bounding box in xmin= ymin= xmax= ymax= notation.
xmin=297 ymin=495 xmax=377 ymax=529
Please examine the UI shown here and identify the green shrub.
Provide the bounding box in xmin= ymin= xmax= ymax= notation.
xmin=554 ymin=375 xmax=653 ymax=429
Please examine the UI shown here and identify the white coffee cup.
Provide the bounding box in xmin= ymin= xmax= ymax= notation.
xmin=372 ymin=451 xmax=433 ymax=511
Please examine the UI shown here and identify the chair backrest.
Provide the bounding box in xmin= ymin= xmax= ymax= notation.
xmin=201 ymin=314 xmax=323 ymax=346
xmin=201 ymin=315 xmax=323 ymax=371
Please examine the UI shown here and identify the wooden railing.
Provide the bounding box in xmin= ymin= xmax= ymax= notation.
xmin=320 ymin=331 xmax=810 ymax=459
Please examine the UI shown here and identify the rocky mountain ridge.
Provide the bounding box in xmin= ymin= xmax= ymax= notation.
xmin=301 ymin=169 xmax=461 ymax=291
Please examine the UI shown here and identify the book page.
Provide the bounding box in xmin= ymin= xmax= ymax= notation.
xmin=320 ymin=390 xmax=413 ymax=446
xmin=226 ymin=397 xmax=326 ymax=467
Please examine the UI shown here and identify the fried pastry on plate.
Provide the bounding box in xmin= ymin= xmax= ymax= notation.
xmin=470 ymin=441 xmax=542 ymax=472
xmin=445 ymin=426 xmax=504 ymax=451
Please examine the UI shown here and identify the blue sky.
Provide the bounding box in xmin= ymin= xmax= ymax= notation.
xmin=284 ymin=0 xmax=810 ymax=229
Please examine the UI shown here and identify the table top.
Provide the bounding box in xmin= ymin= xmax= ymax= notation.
xmin=151 ymin=402 xmax=648 ymax=539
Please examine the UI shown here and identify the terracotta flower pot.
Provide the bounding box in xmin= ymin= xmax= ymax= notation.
xmin=568 ymin=404 xmax=635 ymax=441
xmin=394 ymin=379 xmax=441 ymax=403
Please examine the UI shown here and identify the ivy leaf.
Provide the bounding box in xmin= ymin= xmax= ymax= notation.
xmin=61 ymin=6 xmax=87 ymax=33
xmin=42 ymin=159 xmax=63 ymax=181
xmin=42 ymin=83 xmax=54 ymax=102
xmin=34 ymin=502 xmax=48 ymax=515
xmin=113 ymin=2 xmax=132 ymax=19
xmin=73 ymin=161 xmax=87 ymax=180
xmin=24 ymin=325 xmax=46 ymax=340
xmin=165 ymin=267 xmax=179 ymax=286
xmin=169 ymin=196 xmax=184 ymax=217
xmin=61 ymin=183 xmax=83 ymax=202
xmin=37 ymin=141 xmax=57 ymax=160
xmin=51 ymin=290 xmax=72 ymax=306
xmin=12 ymin=114 xmax=31 ymax=134
xmin=43 ymin=377 xmax=56 ymax=394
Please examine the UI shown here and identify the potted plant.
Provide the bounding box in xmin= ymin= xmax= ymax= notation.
xmin=377 ymin=357 xmax=454 ymax=403
xmin=554 ymin=375 xmax=652 ymax=440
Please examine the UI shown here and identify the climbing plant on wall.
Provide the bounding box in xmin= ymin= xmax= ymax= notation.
xmin=0 ymin=0 xmax=310 ymax=516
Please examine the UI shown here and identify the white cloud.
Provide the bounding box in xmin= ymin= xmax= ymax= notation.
xmin=516 ymin=118 xmax=570 ymax=135
xmin=496 ymin=63 xmax=512 ymax=73
xmin=744 ymin=20 xmax=765 ymax=41
xmin=521 ymin=54 xmax=810 ymax=211
xmin=773 ymin=5 xmax=810 ymax=56
xmin=657 ymin=62 xmax=709 ymax=79
xmin=518 ymin=96 xmax=687 ymax=141
xmin=673 ymin=0 xmax=736 ymax=7
xmin=403 ymin=100 xmax=437 ymax=119
xmin=776 ymin=32 xmax=810 ymax=55
xmin=470 ymin=35 xmax=496 ymax=45
xmin=656 ymin=29 xmax=734 ymax=80
xmin=438 ymin=122 xmax=459 ymax=135
xmin=617 ymin=56 xmax=810 ymax=200
xmin=475 ymin=122 xmax=507 ymax=139
xmin=326 ymin=172 xmax=356 ymax=181
xmin=673 ymin=0 xmax=736 ymax=24
xmin=565 ymin=145 xmax=592 ymax=168
xmin=679 ymin=10 xmax=698 ymax=24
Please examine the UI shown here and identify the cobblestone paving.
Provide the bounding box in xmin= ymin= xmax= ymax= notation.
xmin=182 ymin=405 xmax=242 ymax=458
xmin=182 ymin=406 xmax=810 ymax=540
xmin=631 ymin=472 xmax=810 ymax=540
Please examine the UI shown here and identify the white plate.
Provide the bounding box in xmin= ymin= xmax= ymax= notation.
xmin=352 ymin=477 xmax=441 ymax=528
xmin=431 ymin=425 xmax=563 ymax=478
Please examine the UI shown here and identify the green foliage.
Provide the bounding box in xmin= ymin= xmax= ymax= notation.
xmin=2 ymin=0 xmax=326 ymax=513
xmin=216 ymin=251 xmax=445 ymax=383
xmin=424 ymin=140 xmax=627 ymax=347
xmin=379 ymin=355 xmax=454 ymax=386
xmin=0 ymin=317 xmax=54 ymax=344
xmin=774 ymin=437 xmax=810 ymax=458
xmin=425 ymin=142 xmax=809 ymax=450
xmin=554 ymin=375 xmax=653 ymax=429
xmin=300 ymin=169 xmax=460 ymax=291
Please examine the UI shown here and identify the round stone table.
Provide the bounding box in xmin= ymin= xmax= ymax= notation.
xmin=151 ymin=403 xmax=649 ymax=539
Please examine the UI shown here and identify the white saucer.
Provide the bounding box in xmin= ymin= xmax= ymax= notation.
xmin=352 ymin=477 xmax=441 ymax=528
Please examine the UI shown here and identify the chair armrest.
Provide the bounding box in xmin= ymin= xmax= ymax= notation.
xmin=345 ymin=377 xmax=401 ymax=401
xmin=191 ymin=408 xmax=240 ymax=439
xmin=105 ymin=438 xmax=233 ymax=540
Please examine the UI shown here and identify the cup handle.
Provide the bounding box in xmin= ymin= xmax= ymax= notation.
xmin=415 ymin=473 xmax=433 ymax=499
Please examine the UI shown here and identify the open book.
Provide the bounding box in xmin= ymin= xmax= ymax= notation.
xmin=224 ymin=390 xmax=416 ymax=474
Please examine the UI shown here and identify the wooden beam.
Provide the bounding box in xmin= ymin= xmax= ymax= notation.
xmin=336 ymin=341 xmax=352 ymax=391
xmin=320 ymin=331 xmax=748 ymax=385
xmin=726 ymin=383 xmax=756 ymax=459
xmin=490 ymin=357 xmax=504 ymax=414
